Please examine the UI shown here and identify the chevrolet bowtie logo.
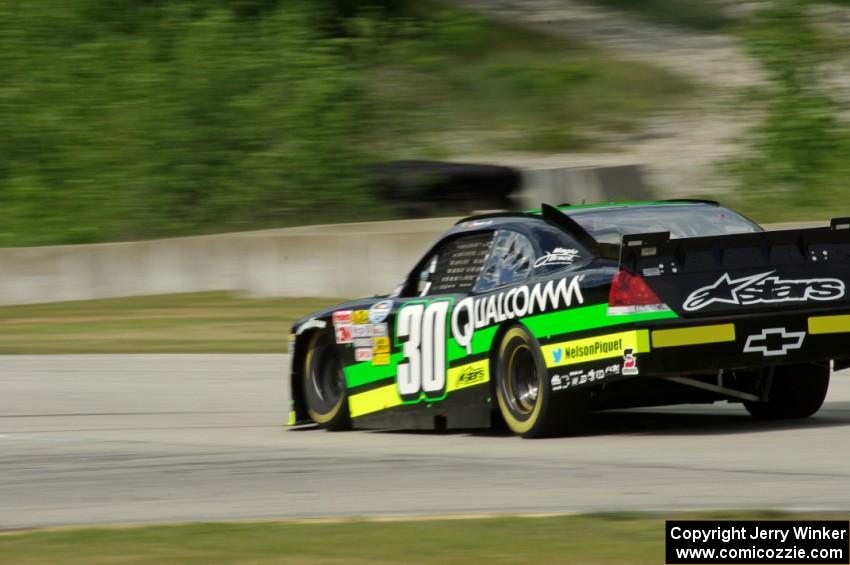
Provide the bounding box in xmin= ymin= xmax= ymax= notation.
xmin=743 ymin=328 xmax=805 ymax=357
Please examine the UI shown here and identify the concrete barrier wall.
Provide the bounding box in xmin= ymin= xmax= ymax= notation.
xmin=0 ymin=217 xmax=462 ymax=305
xmin=0 ymin=217 xmax=826 ymax=305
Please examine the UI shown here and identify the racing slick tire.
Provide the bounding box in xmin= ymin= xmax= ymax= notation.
xmin=744 ymin=363 xmax=830 ymax=420
xmin=494 ymin=325 xmax=585 ymax=438
xmin=303 ymin=331 xmax=351 ymax=430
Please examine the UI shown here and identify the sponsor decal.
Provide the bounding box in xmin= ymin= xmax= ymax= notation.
xmin=371 ymin=323 xmax=388 ymax=337
xmin=744 ymin=327 xmax=806 ymax=357
xmin=335 ymin=323 xmax=353 ymax=344
xmin=534 ymin=247 xmax=580 ymax=268
xmin=353 ymin=310 xmax=369 ymax=325
xmin=332 ymin=310 xmax=353 ymax=324
xmin=372 ymin=352 xmax=390 ymax=366
xmin=353 ymin=338 xmax=372 ymax=348
xmin=352 ymin=324 xmax=371 ymax=338
xmin=683 ymin=271 xmax=845 ymax=312
xmin=368 ymin=300 xmax=393 ymax=324
xmin=551 ymin=363 xmax=619 ymax=391
xmin=462 ymin=219 xmax=493 ymax=229
xmin=295 ymin=318 xmax=327 ymax=336
xmin=373 ymin=336 xmax=391 ymax=355
xmin=448 ymin=360 xmax=489 ymax=391
xmin=622 ymin=348 xmax=638 ymax=375
xmin=456 ymin=364 xmax=486 ymax=387
xmin=355 ymin=348 xmax=373 ymax=362
xmin=544 ymin=330 xmax=647 ymax=369
xmin=558 ymin=337 xmax=623 ymax=363
xmin=453 ymin=275 xmax=584 ymax=354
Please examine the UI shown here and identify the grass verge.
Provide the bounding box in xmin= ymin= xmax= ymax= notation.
xmin=0 ymin=512 xmax=833 ymax=564
xmin=0 ymin=292 xmax=342 ymax=354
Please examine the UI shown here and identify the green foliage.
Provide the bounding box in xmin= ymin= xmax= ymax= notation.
xmin=732 ymin=1 xmax=850 ymax=220
xmin=0 ymin=0 xmax=373 ymax=245
xmin=0 ymin=1 xmax=690 ymax=246
xmin=354 ymin=5 xmax=691 ymax=156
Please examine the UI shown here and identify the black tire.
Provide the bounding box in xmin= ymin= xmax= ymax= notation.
xmin=494 ymin=325 xmax=585 ymax=438
xmin=744 ymin=363 xmax=830 ymax=420
xmin=302 ymin=331 xmax=351 ymax=430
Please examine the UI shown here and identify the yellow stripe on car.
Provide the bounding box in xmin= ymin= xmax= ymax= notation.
xmin=348 ymin=383 xmax=402 ymax=418
xmin=542 ymin=330 xmax=650 ymax=369
xmin=651 ymin=323 xmax=735 ymax=348
xmin=809 ymin=314 xmax=850 ymax=335
xmin=348 ymin=359 xmax=489 ymax=418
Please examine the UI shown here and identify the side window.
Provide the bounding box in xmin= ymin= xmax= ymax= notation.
xmin=474 ymin=230 xmax=535 ymax=293
xmin=420 ymin=232 xmax=494 ymax=296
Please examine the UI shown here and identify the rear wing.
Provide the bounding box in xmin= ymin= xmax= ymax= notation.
xmin=619 ymin=218 xmax=850 ymax=276
xmin=617 ymin=218 xmax=850 ymax=317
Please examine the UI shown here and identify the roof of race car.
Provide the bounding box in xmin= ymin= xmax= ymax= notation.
xmin=531 ymin=198 xmax=719 ymax=214
xmin=455 ymin=199 xmax=720 ymax=227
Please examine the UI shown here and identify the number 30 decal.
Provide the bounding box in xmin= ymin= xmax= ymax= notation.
xmin=397 ymin=301 xmax=450 ymax=401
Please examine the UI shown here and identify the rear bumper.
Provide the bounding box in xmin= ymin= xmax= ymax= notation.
xmin=634 ymin=309 xmax=849 ymax=375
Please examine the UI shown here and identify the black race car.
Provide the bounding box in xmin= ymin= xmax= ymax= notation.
xmin=288 ymin=200 xmax=849 ymax=437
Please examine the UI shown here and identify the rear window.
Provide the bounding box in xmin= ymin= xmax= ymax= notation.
xmin=565 ymin=204 xmax=760 ymax=245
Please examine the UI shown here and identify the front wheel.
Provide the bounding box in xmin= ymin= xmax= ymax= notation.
xmin=744 ymin=363 xmax=830 ymax=420
xmin=494 ymin=325 xmax=585 ymax=438
xmin=303 ymin=332 xmax=351 ymax=430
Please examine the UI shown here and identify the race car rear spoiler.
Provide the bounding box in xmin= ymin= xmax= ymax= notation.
xmin=618 ymin=218 xmax=850 ymax=317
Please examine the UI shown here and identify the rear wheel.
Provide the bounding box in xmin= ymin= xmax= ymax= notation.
xmin=303 ymin=332 xmax=350 ymax=430
xmin=744 ymin=363 xmax=830 ymax=420
xmin=494 ymin=325 xmax=585 ymax=438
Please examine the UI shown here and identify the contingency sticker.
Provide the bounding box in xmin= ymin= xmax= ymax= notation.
xmin=352 ymin=324 xmax=371 ymax=338
xmin=355 ymin=348 xmax=373 ymax=362
xmin=373 ymin=336 xmax=391 ymax=355
xmin=335 ymin=324 xmax=353 ymax=344
xmin=352 ymin=338 xmax=372 ymax=349
xmin=372 ymin=352 xmax=390 ymax=366
xmin=368 ymin=300 xmax=393 ymax=323
xmin=333 ymin=310 xmax=354 ymax=344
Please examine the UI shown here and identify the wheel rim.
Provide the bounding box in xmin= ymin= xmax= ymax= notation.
xmin=506 ymin=344 xmax=539 ymax=416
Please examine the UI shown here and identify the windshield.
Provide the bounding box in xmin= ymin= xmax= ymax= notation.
xmin=564 ymin=204 xmax=760 ymax=245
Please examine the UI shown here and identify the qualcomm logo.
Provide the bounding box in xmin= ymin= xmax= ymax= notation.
xmin=743 ymin=328 xmax=805 ymax=357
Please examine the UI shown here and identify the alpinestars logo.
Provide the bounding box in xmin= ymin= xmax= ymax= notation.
xmin=683 ymin=271 xmax=845 ymax=312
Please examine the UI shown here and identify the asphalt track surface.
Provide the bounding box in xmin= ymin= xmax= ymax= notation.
xmin=2 ymin=354 xmax=850 ymax=529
